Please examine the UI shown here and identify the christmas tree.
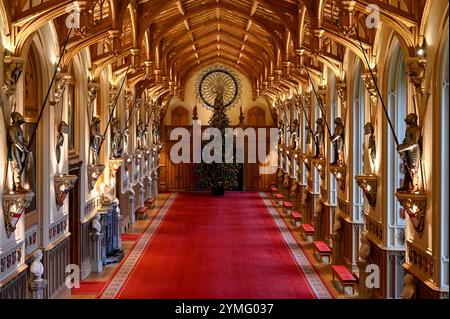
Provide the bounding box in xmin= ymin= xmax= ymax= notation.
xmin=200 ymin=91 xmax=240 ymax=193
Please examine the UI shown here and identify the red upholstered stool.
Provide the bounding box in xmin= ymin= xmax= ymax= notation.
xmin=291 ymin=211 xmax=303 ymax=227
xmin=270 ymin=186 xmax=279 ymax=198
xmin=313 ymin=241 xmax=332 ymax=263
xmin=283 ymin=201 xmax=293 ymax=215
xmin=301 ymin=224 xmax=315 ymax=241
xmin=331 ymin=265 xmax=357 ymax=295
xmin=145 ymin=197 xmax=155 ymax=209
xmin=275 ymin=194 xmax=284 ymax=206
xmin=135 ymin=207 xmax=148 ymax=220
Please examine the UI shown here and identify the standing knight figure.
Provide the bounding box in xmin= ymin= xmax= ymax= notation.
xmin=111 ymin=118 xmax=123 ymax=158
xmin=137 ymin=120 xmax=146 ymax=150
xmin=397 ymin=113 xmax=421 ymax=192
xmin=314 ymin=118 xmax=325 ymax=158
xmin=7 ymin=112 xmax=31 ymax=192
xmin=89 ymin=117 xmax=104 ymax=165
xmin=331 ymin=117 xmax=345 ymax=165
xmin=364 ymin=122 xmax=376 ymax=171
xmin=55 ymin=121 xmax=69 ymax=165
xmin=278 ymin=119 xmax=285 ymax=145
xmin=289 ymin=119 xmax=299 ymax=150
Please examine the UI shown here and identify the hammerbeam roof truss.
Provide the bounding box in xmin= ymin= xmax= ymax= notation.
xmin=4 ymin=0 xmax=430 ymax=99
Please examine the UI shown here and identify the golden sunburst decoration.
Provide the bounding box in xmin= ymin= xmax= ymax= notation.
xmin=196 ymin=65 xmax=242 ymax=110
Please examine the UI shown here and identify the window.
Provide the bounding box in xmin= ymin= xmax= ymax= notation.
xmin=387 ymin=38 xmax=407 ymax=249
xmin=328 ymin=73 xmax=338 ymax=206
xmin=353 ymin=60 xmax=365 ymax=219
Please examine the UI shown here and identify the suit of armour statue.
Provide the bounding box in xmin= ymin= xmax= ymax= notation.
xmin=8 ymin=112 xmax=30 ymax=192
xmin=90 ymin=117 xmax=104 ymax=165
xmin=398 ymin=113 xmax=421 ymax=191
xmin=315 ymin=118 xmax=325 ymax=158
xmin=331 ymin=117 xmax=345 ymax=165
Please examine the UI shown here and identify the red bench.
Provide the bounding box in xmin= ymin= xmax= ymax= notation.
xmin=275 ymin=194 xmax=284 ymax=206
xmin=144 ymin=197 xmax=155 ymax=209
xmin=283 ymin=201 xmax=293 ymax=214
xmin=331 ymin=265 xmax=357 ymax=295
xmin=270 ymin=186 xmax=279 ymax=198
xmin=301 ymin=224 xmax=315 ymax=241
xmin=135 ymin=207 xmax=148 ymax=220
xmin=291 ymin=211 xmax=303 ymax=227
xmin=313 ymin=241 xmax=332 ymax=263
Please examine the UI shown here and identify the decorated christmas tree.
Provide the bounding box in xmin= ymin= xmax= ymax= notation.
xmin=200 ymin=91 xmax=240 ymax=194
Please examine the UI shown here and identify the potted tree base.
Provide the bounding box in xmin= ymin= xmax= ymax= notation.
xmin=212 ymin=183 xmax=225 ymax=196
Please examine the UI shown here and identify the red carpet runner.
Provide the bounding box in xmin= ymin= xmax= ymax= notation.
xmin=98 ymin=192 xmax=332 ymax=299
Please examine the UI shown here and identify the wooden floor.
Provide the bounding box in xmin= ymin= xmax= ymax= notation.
xmin=60 ymin=192 xmax=351 ymax=299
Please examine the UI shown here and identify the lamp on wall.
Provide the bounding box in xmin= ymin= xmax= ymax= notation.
xmin=395 ymin=191 xmax=427 ymax=238
xmin=330 ymin=165 xmax=346 ymax=191
xmin=2 ymin=191 xmax=35 ymax=238
xmin=300 ymin=153 xmax=312 ymax=172
xmin=311 ymin=157 xmax=326 ymax=179
xmin=355 ymin=174 xmax=378 ymax=207
xmin=54 ymin=175 xmax=78 ymax=210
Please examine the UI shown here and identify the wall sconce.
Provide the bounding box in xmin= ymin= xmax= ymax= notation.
xmin=87 ymin=165 xmax=105 ymax=192
xmin=311 ymin=157 xmax=325 ymax=179
xmin=54 ymin=174 xmax=78 ymax=210
xmin=300 ymin=153 xmax=311 ymax=171
xmin=2 ymin=191 xmax=34 ymax=238
xmin=355 ymin=175 xmax=378 ymax=207
xmin=330 ymin=165 xmax=346 ymax=191
xmin=395 ymin=191 xmax=427 ymax=238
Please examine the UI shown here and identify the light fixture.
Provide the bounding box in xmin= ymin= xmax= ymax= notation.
xmin=395 ymin=191 xmax=427 ymax=237
xmin=330 ymin=165 xmax=346 ymax=191
xmin=311 ymin=157 xmax=326 ymax=179
xmin=417 ymin=48 xmax=425 ymax=57
xmin=54 ymin=175 xmax=78 ymax=210
xmin=2 ymin=191 xmax=35 ymax=238
xmin=300 ymin=153 xmax=311 ymax=172
xmin=87 ymin=165 xmax=105 ymax=192
xmin=355 ymin=174 xmax=378 ymax=207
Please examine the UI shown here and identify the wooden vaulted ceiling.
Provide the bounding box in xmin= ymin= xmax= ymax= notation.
xmin=5 ymin=0 xmax=431 ymax=100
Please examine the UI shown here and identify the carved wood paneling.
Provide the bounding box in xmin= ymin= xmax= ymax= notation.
xmin=43 ymin=235 xmax=70 ymax=298
xmin=0 ymin=267 xmax=27 ymax=299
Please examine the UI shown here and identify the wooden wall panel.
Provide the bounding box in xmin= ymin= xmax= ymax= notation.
xmin=160 ymin=125 xmax=275 ymax=192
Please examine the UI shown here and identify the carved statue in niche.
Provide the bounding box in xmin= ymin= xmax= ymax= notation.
xmin=331 ymin=117 xmax=345 ymax=165
xmin=397 ymin=113 xmax=421 ymax=192
xmin=305 ymin=124 xmax=312 ymax=145
xmin=192 ymin=105 xmax=199 ymax=120
xmin=137 ymin=120 xmax=146 ymax=150
xmin=289 ymin=119 xmax=299 ymax=150
xmin=400 ymin=274 xmax=416 ymax=299
xmin=7 ymin=112 xmax=31 ymax=192
xmin=278 ymin=119 xmax=285 ymax=145
xmin=332 ymin=212 xmax=342 ymax=235
xmin=359 ymin=230 xmax=371 ymax=263
xmin=89 ymin=117 xmax=104 ymax=165
xmin=314 ymin=118 xmax=325 ymax=158
xmin=111 ymin=118 xmax=123 ymax=158
xmin=364 ymin=122 xmax=376 ymax=172
xmin=55 ymin=121 xmax=69 ymax=165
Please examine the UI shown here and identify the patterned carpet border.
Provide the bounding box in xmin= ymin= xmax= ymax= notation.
xmin=98 ymin=193 xmax=177 ymax=299
xmin=259 ymin=192 xmax=333 ymax=299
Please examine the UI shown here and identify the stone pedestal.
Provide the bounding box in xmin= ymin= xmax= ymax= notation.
xmin=30 ymin=279 xmax=47 ymax=299
xmin=99 ymin=200 xmax=124 ymax=265
xmin=91 ymin=232 xmax=103 ymax=273
xmin=331 ymin=233 xmax=342 ymax=265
